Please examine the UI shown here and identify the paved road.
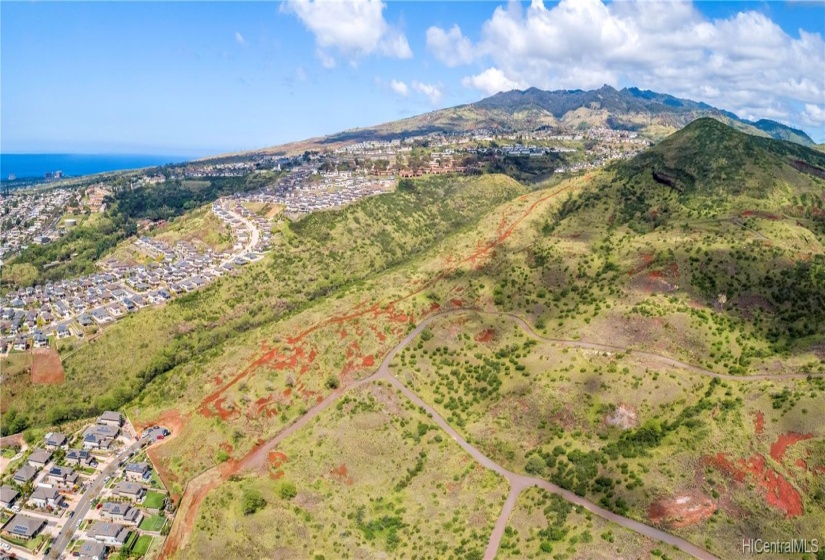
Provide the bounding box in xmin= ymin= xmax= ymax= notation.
xmin=167 ymin=308 xmax=821 ymax=559
xmin=49 ymin=437 xmax=146 ymax=559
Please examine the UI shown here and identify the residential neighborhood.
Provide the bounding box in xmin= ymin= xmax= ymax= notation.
xmin=0 ymin=411 xmax=172 ymax=559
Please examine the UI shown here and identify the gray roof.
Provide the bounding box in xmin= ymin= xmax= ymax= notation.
xmin=0 ymin=485 xmax=19 ymax=504
xmin=6 ymin=514 xmax=44 ymax=538
xmin=113 ymin=481 xmax=145 ymax=496
xmin=28 ymin=448 xmax=53 ymax=464
xmin=46 ymin=432 xmax=67 ymax=446
xmin=78 ymin=540 xmax=107 ymax=559
xmin=30 ymin=486 xmax=60 ymax=501
xmin=98 ymin=411 xmax=123 ymax=424
xmin=87 ymin=521 xmax=130 ymax=543
xmin=124 ymin=462 xmax=149 ymax=474
xmin=101 ymin=502 xmax=130 ymax=516
xmin=13 ymin=464 xmax=37 ymax=482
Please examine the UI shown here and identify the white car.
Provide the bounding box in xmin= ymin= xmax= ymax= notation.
xmin=1 ymin=543 xmax=10 ymax=551
xmin=104 ymin=476 xmax=111 ymax=483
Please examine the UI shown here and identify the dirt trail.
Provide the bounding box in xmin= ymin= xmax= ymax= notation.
xmin=157 ymin=178 xmax=821 ymax=558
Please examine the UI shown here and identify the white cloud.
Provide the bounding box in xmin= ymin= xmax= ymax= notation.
xmin=802 ymin=104 xmax=825 ymax=126
xmin=390 ymin=79 xmax=409 ymax=96
xmin=317 ymin=48 xmax=336 ymax=69
xmin=437 ymin=0 xmax=824 ymax=131
xmin=426 ymin=24 xmax=475 ymax=67
xmin=283 ymin=0 xmax=412 ymax=66
xmin=412 ymin=81 xmax=443 ymax=104
xmin=234 ymin=31 xmax=246 ymax=46
xmin=461 ymin=68 xmax=525 ymax=96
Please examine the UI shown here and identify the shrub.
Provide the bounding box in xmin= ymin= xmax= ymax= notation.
xmin=241 ymin=488 xmax=266 ymax=515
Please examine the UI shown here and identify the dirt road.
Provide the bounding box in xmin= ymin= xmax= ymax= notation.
xmin=161 ymin=307 xmax=822 ymax=559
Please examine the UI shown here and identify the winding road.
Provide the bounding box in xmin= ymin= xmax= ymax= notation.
xmin=163 ymin=308 xmax=823 ymax=559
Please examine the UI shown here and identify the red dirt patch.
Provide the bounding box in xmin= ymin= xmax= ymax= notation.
xmin=140 ymin=409 xmax=184 ymax=493
xmin=741 ymin=210 xmax=780 ymax=220
xmin=474 ymin=328 xmax=495 ymax=343
xmin=330 ymin=463 xmax=354 ymax=486
xmin=628 ymin=253 xmax=654 ymax=275
xmin=31 ymin=349 xmax=65 ymax=384
xmin=450 ymin=299 xmax=463 ymax=307
xmin=362 ymin=355 xmax=375 ymax=367
xmin=648 ymin=494 xmax=717 ymax=528
xmin=754 ymin=411 xmax=764 ymax=435
xmin=704 ymin=453 xmax=804 ymax=517
xmin=770 ymin=432 xmax=813 ymax=463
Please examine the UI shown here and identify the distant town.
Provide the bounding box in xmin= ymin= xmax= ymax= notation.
xmin=0 ymin=125 xmax=647 ymax=352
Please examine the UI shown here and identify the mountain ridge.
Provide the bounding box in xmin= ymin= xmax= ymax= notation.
xmin=239 ymin=85 xmax=814 ymax=159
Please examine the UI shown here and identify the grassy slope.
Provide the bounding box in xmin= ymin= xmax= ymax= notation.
xmin=8 ymin=120 xmax=825 ymax=558
xmin=186 ymin=383 xmax=507 ymax=559
xmin=1 ymin=174 xmax=524 ymax=428
xmin=394 ymin=311 xmax=825 ymax=559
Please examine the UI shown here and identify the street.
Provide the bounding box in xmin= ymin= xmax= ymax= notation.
xmin=48 ymin=436 xmax=146 ymax=559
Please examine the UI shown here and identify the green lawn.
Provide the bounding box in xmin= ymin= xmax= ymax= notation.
xmin=0 ymin=447 xmax=18 ymax=458
xmin=130 ymin=535 xmax=153 ymax=557
xmin=142 ymin=491 xmax=166 ymax=510
xmin=138 ymin=514 xmax=166 ymax=532
xmin=0 ymin=533 xmax=47 ymax=551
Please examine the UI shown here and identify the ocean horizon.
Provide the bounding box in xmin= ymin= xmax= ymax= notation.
xmin=0 ymin=153 xmax=195 ymax=180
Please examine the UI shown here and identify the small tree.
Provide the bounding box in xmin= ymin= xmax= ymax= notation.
xmin=241 ymin=488 xmax=266 ymax=515
xmin=278 ymin=481 xmax=297 ymax=500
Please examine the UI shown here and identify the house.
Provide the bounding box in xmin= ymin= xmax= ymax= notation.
xmin=123 ymin=462 xmax=150 ymax=481
xmin=33 ymin=332 xmax=49 ymax=348
xmin=45 ymin=432 xmax=68 ymax=449
xmin=66 ymin=448 xmax=98 ymax=468
xmin=46 ymin=465 xmax=78 ymax=487
xmin=91 ymin=308 xmax=112 ymax=324
xmin=82 ymin=423 xmax=119 ymax=449
xmin=86 ymin=521 xmax=132 ymax=547
xmin=112 ymin=481 xmax=146 ymax=502
xmin=29 ymin=486 xmax=63 ymax=509
xmin=100 ymin=502 xmax=143 ymax=526
xmin=13 ymin=465 xmax=37 ymax=485
xmin=13 ymin=336 xmax=27 ymax=351
xmin=78 ymin=313 xmax=94 ymax=326
xmin=77 ymin=540 xmax=108 ymax=560
xmin=3 ymin=514 xmax=45 ymax=540
xmin=28 ymin=448 xmax=53 ymax=468
xmin=97 ymin=411 xmax=124 ymax=427
xmin=56 ymin=324 xmax=71 ymax=339
xmin=82 ymin=432 xmax=113 ymax=450
xmin=0 ymin=485 xmax=20 ymax=509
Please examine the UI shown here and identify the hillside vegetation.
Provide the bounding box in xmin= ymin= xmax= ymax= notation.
xmin=5 ymin=120 xmax=824 ymax=560
xmin=1 ymin=174 xmax=524 ymax=430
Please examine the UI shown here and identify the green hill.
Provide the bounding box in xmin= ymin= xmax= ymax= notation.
xmin=617 ymin=117 xmax=825 ymax=198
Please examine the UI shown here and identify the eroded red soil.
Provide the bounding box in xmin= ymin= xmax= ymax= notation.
xmin=770 ymin=433 xmax=813 ymax=463
xmin=474 ymin=329 xmax=495 ymax=343
xmin=330 ymin=463 xmax=354 ymax=486
xmin=754 ymin=411 xmax=764 ymax=435
xmin=648 ymin=494 xmax=717 ymax=528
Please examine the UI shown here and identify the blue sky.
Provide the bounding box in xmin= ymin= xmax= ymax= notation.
xmin=2 ymin=1 xmax=824 ymax=156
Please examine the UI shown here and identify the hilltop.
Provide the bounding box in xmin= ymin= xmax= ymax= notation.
xmin=244 ymin=85 xmax=814 ymax=158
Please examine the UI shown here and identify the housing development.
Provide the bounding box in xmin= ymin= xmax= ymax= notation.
xmin=0 ymin=410 xmax=171 ymax=558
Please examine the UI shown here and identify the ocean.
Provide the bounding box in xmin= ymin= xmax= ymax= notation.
xmin=0 ymin=153 xmax=193 ymax=180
